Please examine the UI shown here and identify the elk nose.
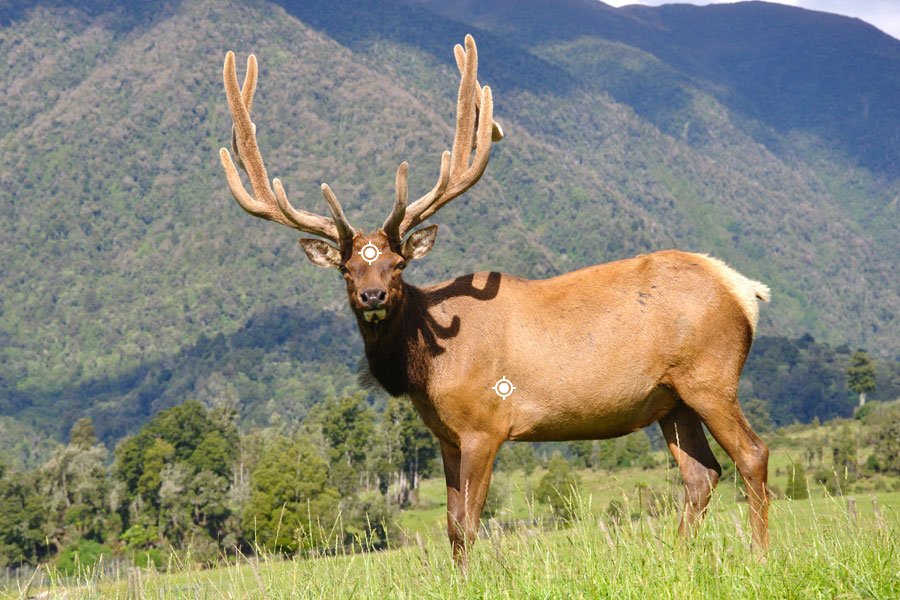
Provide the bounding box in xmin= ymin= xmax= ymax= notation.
xmin=359 ymin=288 xmax=387 ymax=308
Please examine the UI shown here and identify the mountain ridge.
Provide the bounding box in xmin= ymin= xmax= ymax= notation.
xmin=408 ymin=0 xmax=900 ymax=175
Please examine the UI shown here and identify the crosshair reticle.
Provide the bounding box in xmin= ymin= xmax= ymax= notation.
xmin=492 ymin=376 xmax=516 ymax=399
xmin=358 ymin=242 xmax=382 ymax=265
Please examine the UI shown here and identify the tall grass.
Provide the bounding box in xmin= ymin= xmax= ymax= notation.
xmin=14 ymin=492 xmax=900 ymax=599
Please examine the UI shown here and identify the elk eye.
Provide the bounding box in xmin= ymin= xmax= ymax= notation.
xmin=396 ymin=261 xmax=406 ymax=270
xmin=339 ymin=265 xmax=349 ymax=275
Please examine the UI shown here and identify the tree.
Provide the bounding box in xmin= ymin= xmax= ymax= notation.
xmin=495 ymin=443 xmax=537 ymax=475
xmin=241 ymin=434 xmax=340 ymax=552
xmin=115 ymin=400 xmax=238 ymax=504
xmin=535 ymin=454 xmax=581 ymax=519
xmin=0 ymin=469 xmax=49 ymax=566
xmin=376 ymin=398 xmax=439 ymax=507
xmin=847 ymin=351 xmax=876 ymax=406
xmin=804 ymin=434 xmax=824 ymax=466
xmin=785 ymin=463 xmax=808 ymax=500
xmin=595 ymin=439 xmax=618 ymax=470
xmin=112 ymin=400 xmax=241 ymax=555
xmin=870 ymin=405 xmax=900 ymax=475
xmin=822 ymin=424 xmax=859 ymax=495
xmin=569 ymin=440 xmax=594 ymax=469
xmin=618 ymin=430 xmax=656 ymax=469
xmin=312 ymin=394 xmax=374 ymax=466
xmin=832 ymin=424 xmax=858 ymax=475
xmin=136 ymin=438 xmax=175 ymax=506
xmin=157 ymin=463 xmax=191 ymax=547
xmin=55 ymin=539 xmax=111 ymax=576
xmin=307 ymin=393 xmax=375 ymax=493
xmin=69 ymin=418 xmax=98 ymax=450
xmin=189 ymin=431 xmax=232 ymax=476
xmin=39 ymin=419 xmax=110 ymax=547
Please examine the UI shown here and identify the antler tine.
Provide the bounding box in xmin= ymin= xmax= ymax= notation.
xmin=448 ymin=36 xmax=479 ymax=180
xmin=398 ymin=35 xmax=501 ymax=238
xmin=453 ymin=43 xmax=503 ymax=145
xmin=231 ymin=54 xmax=258 ymax=171
xmin=219 ymin=51 xmax=343 ymax=244
xmin=382 ymin=162 xmax=409 ymax=243
xmin=321 ymin=183 xmax=356 ymax=240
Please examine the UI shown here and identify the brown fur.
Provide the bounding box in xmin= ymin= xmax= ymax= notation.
xmin=339 ymin=239 xmax=771 ymax=560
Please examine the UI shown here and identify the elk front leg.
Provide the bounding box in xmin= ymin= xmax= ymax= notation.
xmin=443 ymin=434 xmax=502 ymax=566
xmin=439 ymin=440 xmax=464 ymax=557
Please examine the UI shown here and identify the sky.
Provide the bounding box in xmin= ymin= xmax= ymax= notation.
xmin=602 ymin=1 xmax=900 ymax=40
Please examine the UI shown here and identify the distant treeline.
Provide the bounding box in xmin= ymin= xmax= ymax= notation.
xmin=742 ymin=334 xmax=900 ymax=427
xmin=0 ymin=396 xmax=438 ymax=570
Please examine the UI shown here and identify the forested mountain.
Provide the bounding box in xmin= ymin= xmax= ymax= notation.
xmin=1 ymin=0 xmax=900 ymax=452
xmin=410 ymin=0 xmax=900 ymax=174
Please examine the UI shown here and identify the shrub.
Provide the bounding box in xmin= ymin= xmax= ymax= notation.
xmin=132 ymin=548 xmax=164 ymax=569
xmin=871 ymin=405 xmax=900 ymax=475
xmin=536 ymin=454 xmax=582 ymax=519
xmin=55 ymin=539 xmax=111 ymax=576
xmin=854 ymin=401 xmax=880 ymax=421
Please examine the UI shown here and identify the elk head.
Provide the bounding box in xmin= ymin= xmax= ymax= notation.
xmin=219 ymin=36 xmax=503 ymax=326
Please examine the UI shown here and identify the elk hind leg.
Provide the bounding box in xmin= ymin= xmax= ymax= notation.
xmin=683 ymin=390 xmax=770 ymax=551
xmin=659 ymin=403 xmax=722 ymax=535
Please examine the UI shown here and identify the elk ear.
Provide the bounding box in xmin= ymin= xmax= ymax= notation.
xmin=401 ymin=225 xmax=438 ymax=260
xmin=298 ymin=238 xmax=342 ymax=268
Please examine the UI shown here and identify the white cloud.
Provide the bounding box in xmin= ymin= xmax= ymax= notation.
xmin=601 ymin=0 xmax=900 ymax=40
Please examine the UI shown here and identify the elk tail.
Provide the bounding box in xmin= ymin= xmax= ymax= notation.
xmin=751 ymin=281 xmax=771 ymax=303
xmin=695 ymin=253 xmax=770 ymax=333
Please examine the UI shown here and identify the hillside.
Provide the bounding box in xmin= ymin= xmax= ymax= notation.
xmin=1 ymin=0 xmax=900 ymax=447
xmin=408 ymin=0 xmax=900 ymax=174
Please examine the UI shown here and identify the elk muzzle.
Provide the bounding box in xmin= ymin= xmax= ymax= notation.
xmin=359 ymin=288 xmax=388 ymax=323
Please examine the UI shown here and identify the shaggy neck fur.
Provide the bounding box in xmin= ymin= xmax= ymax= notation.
xmin=356 ymin=282 xmax=430 ymax=398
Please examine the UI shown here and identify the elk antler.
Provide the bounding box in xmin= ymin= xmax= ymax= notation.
xmin=219 ymin=52 xmax=355 ymax=244
xmin=383 ymin=35 xmax=503 ymax=243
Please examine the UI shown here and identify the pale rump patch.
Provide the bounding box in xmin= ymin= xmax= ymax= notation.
xmin=694 ymin=254 xmax=771 ymax=332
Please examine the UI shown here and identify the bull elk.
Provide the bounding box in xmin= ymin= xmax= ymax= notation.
xmin=219 ymin=35 xmax=771 ymax=562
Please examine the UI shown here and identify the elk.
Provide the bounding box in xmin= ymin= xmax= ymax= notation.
xmin=219 ymin=35 xmax=771 ymax=562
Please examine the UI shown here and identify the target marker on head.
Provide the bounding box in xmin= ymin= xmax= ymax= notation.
xmin=492 ymin=376 xmax=516 ymax=399
xmin=358 ymin=242 xmax=382 ymax=265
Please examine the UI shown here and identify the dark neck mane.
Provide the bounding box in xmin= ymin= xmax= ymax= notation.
xmin=356 ymin=282 xmax=430 ymax=397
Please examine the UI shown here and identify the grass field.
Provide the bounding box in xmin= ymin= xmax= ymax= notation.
xmin=398 ymin=424 xmax=900 ymax=537
xmin=7 ymin=420 xmax=899 ymax=599
xmin=9 ymin=489 xmax=898 ymax=599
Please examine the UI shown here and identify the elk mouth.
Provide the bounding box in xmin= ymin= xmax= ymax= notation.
xmin=363 ymin=308 xmax=388 ymax=323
